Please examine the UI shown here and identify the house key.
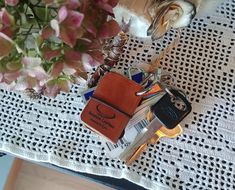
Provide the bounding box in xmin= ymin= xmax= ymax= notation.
xmin=123 ymin=89 xmax=192 ymax=164
xmin=147 ymin=111 xmax=183 ymax=144
xmin=126 ymin=124 xmax=183 ymax=165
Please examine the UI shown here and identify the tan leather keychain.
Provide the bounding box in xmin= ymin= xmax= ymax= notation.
xmin=81 ymin=72 xmax=143 ymax=143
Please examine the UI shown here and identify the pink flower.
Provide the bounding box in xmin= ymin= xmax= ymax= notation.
xmin=0 ymin=59 xmax=22 ymax=84
xmin=44 ymin=78 xmax=71 ymax=97
xmin=51 ymin=50 xmax=83 ymax=77
xmin=41 ymin=26 xmax=55 ymax=39
xmin=21 ymin=57 xmax=48 ymax=81
xmin=0 ymin=71 xmax=20 ymax=84
xmin=4 ymin=0 xmax=19 ymax=6
xmin=95 ymin=0 xmax=119 ymax=14
xmin=0 ymin=1 xmax=122 ymax=97
xmin=82 ymin=53 xmax=99 ymax=71
xmin=42 ymin=48 xmax=61 ymax=61
xmin=98 ymin=19 xmax=121 ymax=39
xmin=49 ymin=49 xmax=98 ymax=83
xmin=0 ymin=57 xmax=49 ymax=91
xmin=58 ymin=7 xmax=84 ymax=47
xmin=57 ymin=6 xmax=84 ymax=29
xmin=65 ymin=50 xmax=84 ymax=73
xmin=0 ymin=9 xmax=11 ymax=26
xmin=51 ymin=61 xmax=64 ymax=78
xmin=13 ymin=57 xmax=49 ymax=91
xmin=43 ymin=6 xmax=84 ymax=47
xmin=0 ymin=8 xmax=14 ymax=37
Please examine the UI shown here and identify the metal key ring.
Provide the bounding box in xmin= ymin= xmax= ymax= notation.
xmin=136 ymin=81 xmax=164 ymax=96
xmin=140 ymin=72 xmax=155 ymax=87
xmin=136 ymin=70 xmax=162 ymax=96
xmin=136 ymin=85 xmax=156 ymax=96
xmin=141 ymin=69 xmax=162 ymax=87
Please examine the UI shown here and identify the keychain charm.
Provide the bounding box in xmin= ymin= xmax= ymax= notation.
xmin=81 ymin=72 xmax=143 ymax=143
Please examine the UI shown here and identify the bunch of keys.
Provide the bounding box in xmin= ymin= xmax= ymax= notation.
xmin=81 ymin=68 xmax=167 ymax=143
xmin=121 ymin=89 xmax=192 ymax=164
xmin=101 ymin=86 xmax=191 ymax=164
xmin=81 ymin=67 xmax=191 ymax=164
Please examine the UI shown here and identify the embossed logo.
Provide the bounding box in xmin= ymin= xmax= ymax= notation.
xmin=96 ymin=104 xmax=116 ymax=119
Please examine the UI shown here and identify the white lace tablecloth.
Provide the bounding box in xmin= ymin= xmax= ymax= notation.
xmin=0 ymin=1 xmax=235 ymax=189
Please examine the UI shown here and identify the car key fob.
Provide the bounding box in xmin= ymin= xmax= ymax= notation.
xmin=151 ymin=89 xmax=192 ymax=129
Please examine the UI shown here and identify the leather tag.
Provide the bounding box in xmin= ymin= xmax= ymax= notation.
xmin=81 ymin=72 xmax=143 ymax=143
xmin=81 ymin=97 xmax=130 ymax=143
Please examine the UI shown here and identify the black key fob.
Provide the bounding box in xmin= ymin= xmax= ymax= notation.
xmin=150 ymin=89 xmax=192 ymax=129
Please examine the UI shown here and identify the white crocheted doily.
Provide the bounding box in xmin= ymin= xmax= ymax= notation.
xmin=0 ymin=1 xmax=235 ymax=189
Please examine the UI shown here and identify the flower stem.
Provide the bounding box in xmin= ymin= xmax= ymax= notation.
xmin=22 ymin=24 xmax=34 ymax=42
xmin=45 ymin=5 xmax=48 ymax=21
